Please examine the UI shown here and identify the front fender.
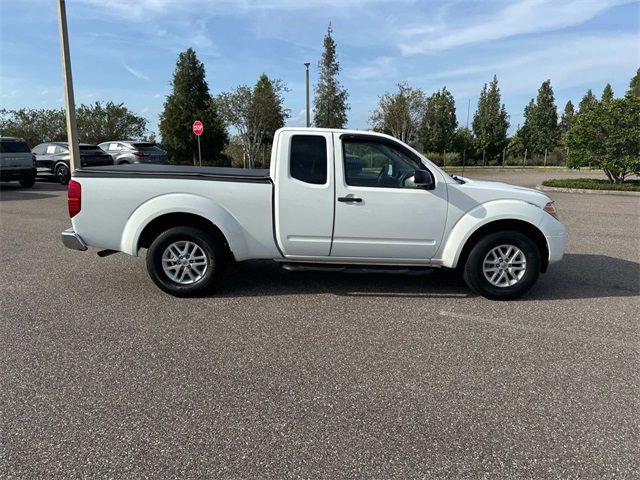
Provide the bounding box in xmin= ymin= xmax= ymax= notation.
xmin=438 ymin=200 xmax=544 ymax=268
xmin=120 ymin=193 xmax=248 ymax=258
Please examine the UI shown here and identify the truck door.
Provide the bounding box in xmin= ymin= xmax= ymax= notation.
xmin=274 ymin=130 xmax=334 ymax=257
xmin=330 ymin=133 xmax=448 ymax=261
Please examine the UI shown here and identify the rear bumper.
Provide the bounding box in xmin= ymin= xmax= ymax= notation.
xmin=0 ymin=167 xmax=36 ymax=181
xmin=61 ymin=228 xmax=88 ymax=251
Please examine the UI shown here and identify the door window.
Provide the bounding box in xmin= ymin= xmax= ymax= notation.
xmin=289 ymin=135 xmax=327 ymax=185
xmin=343 ymin=140 xmax=420 ymax=188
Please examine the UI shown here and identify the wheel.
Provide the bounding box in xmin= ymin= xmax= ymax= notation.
xmin=19 ymin=174 xmax=36 ymax=187
xmin=462 ymin=230 xmax=541 ymax=300
xmin=55 ymin=164 xmax=70 ymax=185
xmin=146 ymin=226 xmax=227 ymax=297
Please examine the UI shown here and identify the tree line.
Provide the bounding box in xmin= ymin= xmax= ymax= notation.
xmin=1 ymin=22 xmax=637 ymax=182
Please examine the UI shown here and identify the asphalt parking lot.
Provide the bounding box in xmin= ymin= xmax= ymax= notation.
xmin=1 ymin=170 xmax=638 ymax=478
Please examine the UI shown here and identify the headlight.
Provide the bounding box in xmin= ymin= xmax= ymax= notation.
xmin=543 ymin=201 xmax=559 ymax=220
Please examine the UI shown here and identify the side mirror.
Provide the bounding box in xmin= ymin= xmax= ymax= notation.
xmin=414 ymin=169 xmax=435 ymax=189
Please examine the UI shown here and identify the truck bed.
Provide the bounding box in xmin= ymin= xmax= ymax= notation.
xmin=74 ymin=164 xmax=271 ymax=183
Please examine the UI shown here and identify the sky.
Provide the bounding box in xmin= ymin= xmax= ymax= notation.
xmin=1 ymin=0 xmax=638 ymax=137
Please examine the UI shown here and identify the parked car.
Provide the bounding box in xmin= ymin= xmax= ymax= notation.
xmin=98 ymin=141 xmax=168 ymax=165
xmin=32 ymin=142 xmax=113 ymax=184
xmin=0 ymin=137 xmax=37 ymax=187
xmin=62 ymin=128 xmax=566 ymax=300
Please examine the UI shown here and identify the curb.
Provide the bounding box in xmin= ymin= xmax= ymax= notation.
xmin=536 ymin=185 xmax=640 ymax=197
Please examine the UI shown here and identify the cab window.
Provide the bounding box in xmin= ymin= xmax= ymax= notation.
xmin=342 ymin=139 xmax=420 ymax=188
xmin=289 ymin=135 xmax=327 ymax=185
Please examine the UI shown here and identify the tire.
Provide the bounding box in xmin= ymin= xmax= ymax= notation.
xmin=19 ymin=174 xmax=36 ymax=187
xmin=118 ymin=161 xmax=130 ymax=165
xmin=55 ymin=164 xmax=71 ymax=185
xmin=146 ymin=226 xmax=227 ymax=297
xmin=462 ymin=230 xmax=541 ymax=300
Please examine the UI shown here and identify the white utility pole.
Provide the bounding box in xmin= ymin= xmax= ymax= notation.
xmin=57 ymin=0 xmax=80 ymax=172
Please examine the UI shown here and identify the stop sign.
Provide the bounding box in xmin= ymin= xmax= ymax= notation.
xmin=192 ymin=120 xmax=203 ymax=136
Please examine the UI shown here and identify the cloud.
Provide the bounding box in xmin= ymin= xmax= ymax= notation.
xmin=122 ymin=62 xmax=150 ymax=81
xmin=347 ymin=56 xmax=397 ymax=81
xmin=399 ymin=0 xmax=636 ymax=54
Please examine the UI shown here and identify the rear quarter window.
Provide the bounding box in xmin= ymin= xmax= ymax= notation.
xmin=289 ymin=135 xmax=327 ymax=185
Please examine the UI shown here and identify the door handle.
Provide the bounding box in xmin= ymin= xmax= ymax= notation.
xmin=338 ymin=196 xmax=362 ymax=203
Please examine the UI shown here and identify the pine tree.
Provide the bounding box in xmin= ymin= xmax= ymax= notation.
xmin=421 ymin=86 xmax=457 ymax=153
xmin=601 ymin=83 xmax=614 ymax=103
xmin=520 ymin=79 xmax=559 ymax=154
xmin=558 ymin=100 xmax=575 ymax=139
xmin=159 ymin=48 xmax=228 ymax=165
xmin=578 ymin=89 xmax=598 ymax=113
xmin=627 ymin=68 xmax=640 ymax=98
xmin=313 ymin=23 xmax=349 ymax=128
xmin=472 ymin=75 xmax=509 ymax=160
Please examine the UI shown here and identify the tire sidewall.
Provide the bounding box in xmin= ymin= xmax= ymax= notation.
xmin=20 ymin=175 xmax=36 ymax=187
xmin=146 ymin=226 xmax=224 ymax=297
xmin=56 ymin=164 xmax=70 ymax=185
xmin=464 ymin=230 xmax=541 ymax=300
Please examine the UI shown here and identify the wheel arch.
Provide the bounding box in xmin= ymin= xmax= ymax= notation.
xmin=120 ymin=193 xmax=248 ymax=260
xmin=137 ymin=212 xmax=234 ymax=261
xmin=454 ymin=219 xmax=549 ymax=273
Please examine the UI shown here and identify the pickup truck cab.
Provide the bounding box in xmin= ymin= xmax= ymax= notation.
xmin=62 ymin=128 xmax=565 ymax=300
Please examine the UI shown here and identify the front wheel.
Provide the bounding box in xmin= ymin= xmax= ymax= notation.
xmin=146 ymin=226 xmax=226 ymax=297
xmin=463 ymin=230 xmax=541 ymax=300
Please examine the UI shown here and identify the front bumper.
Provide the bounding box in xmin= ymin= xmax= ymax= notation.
xmin=61 ymin=228 xmax=87 ymax=251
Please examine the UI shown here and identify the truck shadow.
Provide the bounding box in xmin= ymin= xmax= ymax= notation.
xmin=220 ymin=254 xmax=639 ymax=301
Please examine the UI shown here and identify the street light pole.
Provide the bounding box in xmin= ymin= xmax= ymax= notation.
xmin=304 ymin=62 xmax=310 ymax=127
xmin=57 ymin=0 xmax=80 ymax=172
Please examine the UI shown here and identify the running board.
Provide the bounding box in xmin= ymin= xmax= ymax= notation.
xmin=279 ymin=263 xmax=434 ymax=275
xmin=97 ymin=249 xmax=119 ymax=257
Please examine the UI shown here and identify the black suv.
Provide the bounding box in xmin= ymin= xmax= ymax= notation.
xmin=32 ymin=142 xmax=113 ymax=184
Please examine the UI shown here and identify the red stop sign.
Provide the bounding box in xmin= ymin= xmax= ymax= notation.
xmin=192 ymin=120 xmax=203 ymax=136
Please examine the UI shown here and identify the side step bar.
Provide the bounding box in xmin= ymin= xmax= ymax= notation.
xmin=279 ymin=263 xmax=434 ymax=275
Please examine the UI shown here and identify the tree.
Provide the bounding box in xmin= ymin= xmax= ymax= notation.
xmin=217 ymin=75 xmax=289 ymax=168
xmin=558 ymin=100 xmax=575 ymax=139
xmin=601 ymin=83 xmax=614 ymax=103
xmin=520 ymin=79 xmax=559 ymax=155
xmin=76 ymin=101 xmax=147 ymax=144
xmin=421 ymin=86 xmax=457 ymax=153
xmin=0 ymin=108 xmax=66 ymax=147
xmin=472 ymin=75 xmax=509 ymax=160
xmin=313 ymin=23 xmax=349 ymax=128
xmin=370 ymin=82 xmax=426 ymax=146
xmin=578 ymin=89 xmax=598 ymax=113
xmin=249 ymin=74 xmax=288 ymax=147
xmin=159 ymin=48 xmax=227 ymax=165
xmin=627 ymin=68 xmax=640 ymax=98
xmin=453 ymin=127 xmax=476 ymax=163
xmin=566 ymin=96 xmax=640 ymax=183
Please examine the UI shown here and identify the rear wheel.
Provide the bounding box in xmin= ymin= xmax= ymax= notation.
xmin=146 ymin=226 xmax=226 ymax=297
xmin=463 ymin=230 xmax=541 ymax=300
xmin=55 ymin=164 xmax=70 ymax=185
xmin=19 ymin=174 xmax=36 ymax=187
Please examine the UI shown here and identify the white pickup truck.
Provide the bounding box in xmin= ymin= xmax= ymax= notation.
xmin=62 ymin=128 xmax=565 ymax=300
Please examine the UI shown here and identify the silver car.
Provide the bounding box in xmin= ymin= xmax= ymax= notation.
xmin=0 ymin=137 xmax=37 ymax=187
xmin=98 ymin=141 xmax=168 ymax=165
